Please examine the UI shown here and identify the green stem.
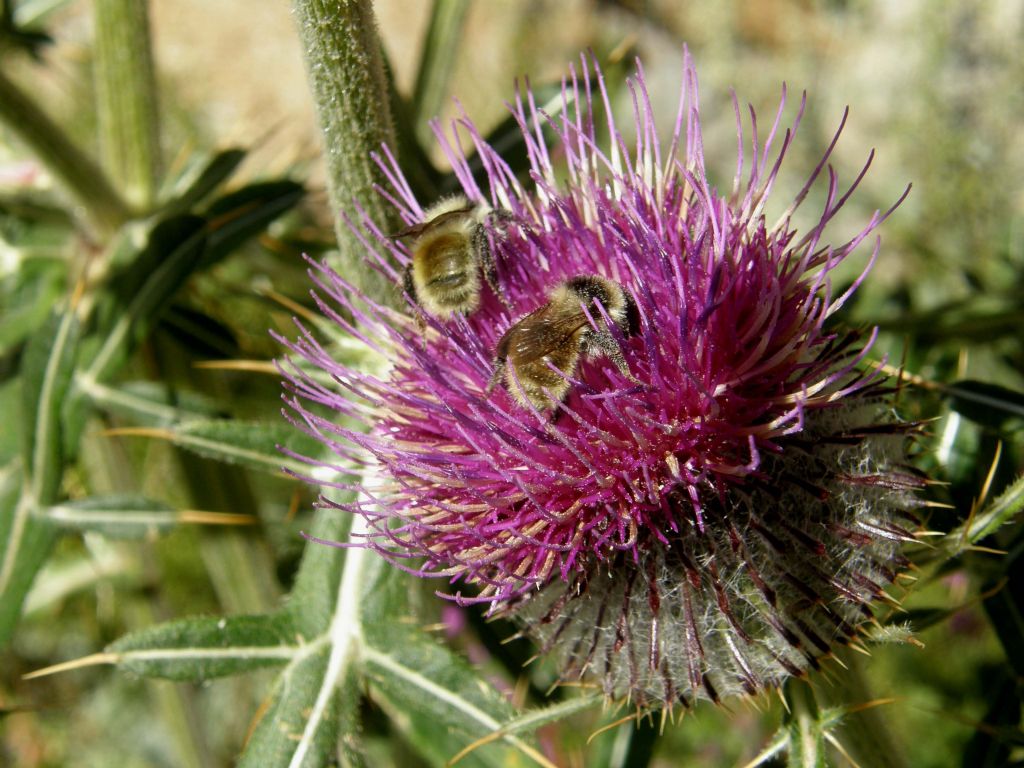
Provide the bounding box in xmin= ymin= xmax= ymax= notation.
xmin=0 ymin=67 xmax=130 ymax=235
xmin=292 ymin=0 xmax=399 ymax=306
xmin=93 ymin=0 xmax=161 ymax=210
xmin=817 ymin=649 xmax=910 ymax=768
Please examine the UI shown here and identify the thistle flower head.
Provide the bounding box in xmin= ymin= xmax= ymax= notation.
xmin=281 ymin=50 xmax=921 ymax=708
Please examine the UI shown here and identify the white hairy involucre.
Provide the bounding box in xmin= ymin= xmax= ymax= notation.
xmin=504 ymin=398 xmax=919 ymax=708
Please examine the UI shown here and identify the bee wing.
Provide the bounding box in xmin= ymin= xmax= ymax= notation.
xmin=389 ymin=205 xmax=476 ymax=240
xmin=506 ymin=310 xmax=589 ymax=365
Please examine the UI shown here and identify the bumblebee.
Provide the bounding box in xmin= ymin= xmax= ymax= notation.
xmin=488 ymin=275 xmax=641 ymax=413
xmin=393 ymin=195 xmax=509 ymax=319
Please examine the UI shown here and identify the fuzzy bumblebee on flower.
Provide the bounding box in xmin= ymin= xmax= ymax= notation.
xmin=280 ymin=49 xmax=923 ymax=710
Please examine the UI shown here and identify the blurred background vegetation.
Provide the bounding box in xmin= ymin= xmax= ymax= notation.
xmin=1 ymin=1 xmax=1022 ymax=766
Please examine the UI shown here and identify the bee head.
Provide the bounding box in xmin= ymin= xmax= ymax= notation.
xmin=565 ymin=275 xmax=639 ymax=337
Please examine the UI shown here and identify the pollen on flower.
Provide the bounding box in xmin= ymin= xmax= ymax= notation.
xmin=279 ymin=48 xmax=923 ymax=709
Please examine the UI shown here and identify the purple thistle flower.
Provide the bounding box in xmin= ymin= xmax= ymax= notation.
xmin=280 ymin=50 xmax=922 ymax=708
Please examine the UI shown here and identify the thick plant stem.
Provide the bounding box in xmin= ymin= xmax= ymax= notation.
xmin=817 ymin=649 xmax=910 ymax=768
xmin=0 ymin=68 xmax=130 ymax=235
xmin=93 ymin=0 xmax=161 ymax=211
xmin=292 ymin=0 xmax=398 ymax=306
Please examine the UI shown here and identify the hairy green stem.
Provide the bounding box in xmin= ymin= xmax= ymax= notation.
xmin=0 ymin=68 xmax=130 ymax=235
xmin=93 ymin=0 xmax=161 ymax=210
xmin=818 ymin=649 xmax=910 ymax=768
xmin=292 ymin=0 xmax=399 ymax=306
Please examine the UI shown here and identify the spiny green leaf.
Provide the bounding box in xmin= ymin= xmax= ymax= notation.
xmin=878 ymin=610 xmax=943 ymax=635
xmin=41 ymin=494 xmax=175 ymax=538
xmin=77 ymin=378 xmax=221 ymax=426
xmin=0 ymin=460 xmax=54 ymax=646
xmin=106 ymin=612 xmax=299 ymax=681
xmin=236 ymin=641 xmax=341 ymax=768
xmin=39 ymin=494 xmax=254 ymax=539
xmin=336 ymin=659 xmax=368 ymax=768
xmin=362 ymin=633 xmax=532 ymax=768
xmin=1 ymin=309 xmax=79 ymax=646
xmin=241 ymin=516 xmax=383 ymax=766
xmin=938 ymin=472 xmax=1024 ymax=557
xmin=21 ymin=309 xmax=80 ymax=501
xmin=155 ymin=419 xmax=325 ymax=475
xmin=491 ymin=694 xmax=604 ymax=740
xmin=743 ymin=729 xmax=789 ymax=768
xmin=968 ymin=472 xmax=1024 ymax=545
xmin=286 ymin=505 xmax=353 ymax=637
xmin=785 ymin=710 xmax=827 ymax=768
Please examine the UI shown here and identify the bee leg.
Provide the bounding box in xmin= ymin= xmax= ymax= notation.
xmin=486 ymin=208 xmax=516 ymax=229
xmin=401 ymin=264 xmax=418 ymax=305
xmin=589 ymin=332 xmax=643 ymax=387
xmin=486 ymin=357 xmax=506 ymax=394
xmin=401 ymin=265 xmax=429 ymax=335
xmin=547 ymin=402 xmax=565 ymax=425
xmin=474 ymin=225 xmax=513 ymax=310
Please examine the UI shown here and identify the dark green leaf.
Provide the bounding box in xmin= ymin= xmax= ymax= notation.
xmin=948 ymin=379 xmax=1024 ymax=427
xmin=983 ymin=525 xmax=1024 ymax=679
xmin=163 ymin=148 xmax=247 ymax=215
xmin=106 ymin=612 xmax=297 ymax=680
xmin=384 ymin=54 xmax=443 ymax=202
xmin=0 ymin=12 xmax=53 ymax=60
xmin=411 ymin=0 xmax=469 ymax=137
xmin=202 ymin=180 xmax=304 ymax=268
xmin=961 ymin=668 xmax=1018 ymax=768
xmin=440 ymin=80 xmax=570 ymax=197
xmin=159 ymin=303 xmax=241 ymax=359
xmin=879 ymin=302 xmax=1024 ymax=345
xmin=83 ymin=215 xmax=208 ymax=383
